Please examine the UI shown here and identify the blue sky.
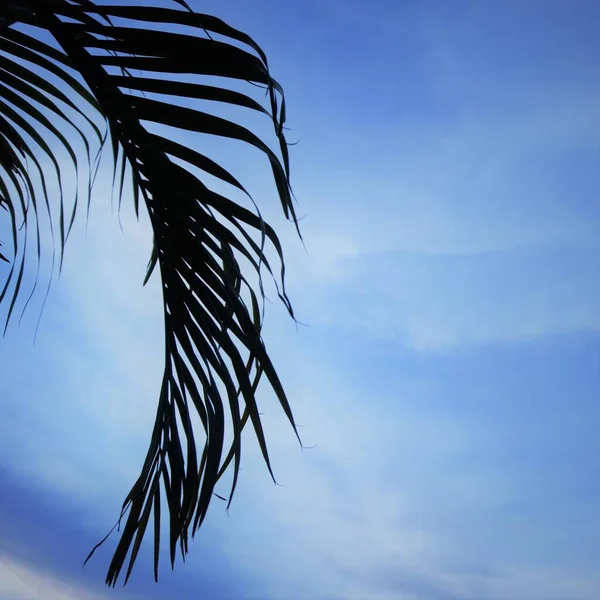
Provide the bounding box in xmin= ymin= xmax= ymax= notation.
xmin=1 ymin=0 xmax=600 ymax=598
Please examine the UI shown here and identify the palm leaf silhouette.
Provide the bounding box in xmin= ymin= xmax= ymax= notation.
xmin=0 ymin=0 xmax=300 ymax=585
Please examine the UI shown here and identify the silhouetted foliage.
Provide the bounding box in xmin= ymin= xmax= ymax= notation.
xmin=0 ymin=0 xmax=300 ymax=585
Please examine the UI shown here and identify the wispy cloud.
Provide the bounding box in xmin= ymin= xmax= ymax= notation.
xmin=0 ymin=554 xmax=113 ymax=600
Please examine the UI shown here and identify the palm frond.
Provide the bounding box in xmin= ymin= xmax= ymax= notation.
xmin=0 ymin=11 xmax=105 ymax=327
xmin=0 ymin=0 xmax=300 ymax=585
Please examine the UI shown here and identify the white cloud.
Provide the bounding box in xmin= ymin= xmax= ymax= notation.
xmin=319 ymin=247 xmax=600 ymax=350
xmin=0 ymin=554 xmax=114 ymax=600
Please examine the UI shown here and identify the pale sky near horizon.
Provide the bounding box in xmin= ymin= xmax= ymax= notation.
xmin=1 ymin=1 xmax=600 ymax=599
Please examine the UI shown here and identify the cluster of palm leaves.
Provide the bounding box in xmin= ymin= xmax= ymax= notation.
xmin=0 ymin=0 xmax=300 ymax=585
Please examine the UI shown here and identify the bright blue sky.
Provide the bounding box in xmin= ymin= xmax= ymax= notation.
xmin=1 ymin=0 xmax=600 ymax=598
